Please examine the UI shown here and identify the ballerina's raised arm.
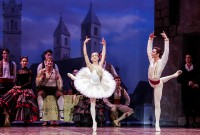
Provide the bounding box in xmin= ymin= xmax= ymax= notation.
xmin=83 ymin=36 xmax=92 ymax=69
xmin=99 ymin=37 xmax=106 ymax=67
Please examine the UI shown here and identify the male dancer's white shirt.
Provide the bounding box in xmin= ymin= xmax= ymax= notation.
xmin=147 ymin=38 xmax=169 ymax=81
xmin=2 ymin=61 xmax=16 ymax=80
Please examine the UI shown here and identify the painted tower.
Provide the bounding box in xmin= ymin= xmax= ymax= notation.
xmin=2 ymin=0 xmax=22 ymax=64
xmin=53 ymin=15 xmax=71 ymax=61
xmin=81 ymin=3 xmax=101 ymax=56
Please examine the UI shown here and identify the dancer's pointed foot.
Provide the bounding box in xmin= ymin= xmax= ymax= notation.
xmin=114 ymin=120 xmax=121 ymax=127
xmin=174 ymin=70 xmax=182 ymax=77
xmin=93 ymin=121 xmax=97 ymax=132
xmin=67 ymin=73 xmax=75 ymax=80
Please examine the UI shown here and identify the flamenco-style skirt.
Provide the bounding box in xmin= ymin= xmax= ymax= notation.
xmin=72 ymin=96 xmax=106 ymax=127
xmin=0 ymin=88 xmax=38 ymax=122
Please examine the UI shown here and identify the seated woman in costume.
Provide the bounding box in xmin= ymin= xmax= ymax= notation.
xmin=0 ymin=56 xmax=38 ymax=126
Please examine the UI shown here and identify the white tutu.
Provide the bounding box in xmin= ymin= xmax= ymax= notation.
xmin=74 ymin=67 xmax=116 ymax=99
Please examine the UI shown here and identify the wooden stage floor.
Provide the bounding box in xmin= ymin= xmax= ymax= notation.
xmin=0 ymin=126 xmax=200 ymax=135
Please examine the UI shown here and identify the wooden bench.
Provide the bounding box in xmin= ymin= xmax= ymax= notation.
xmin=43 ymin=95 xmax=83 ymax=122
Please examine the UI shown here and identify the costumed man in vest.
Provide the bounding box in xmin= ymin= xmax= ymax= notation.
xmin=36 ymin=50 xmax=63 ymax=126
xmin=0 ymin=49 xmax=17 ymax=126
xmin=36 ymin=57 xmax=64 ymax=126
xmin=103 ymin=76 xmax=134 ymax=127
xmin=0 ymin=49 xmax=17 ymax=95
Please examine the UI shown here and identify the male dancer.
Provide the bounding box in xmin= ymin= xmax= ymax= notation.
xmin=177 ymin=54 xmax=199 ymax=128
xmin=0 ymin=49 xmax=17 ymax=126
xmin=0 ymin=49 xmax=17 ymax=95
xmin=36 ymin=50 xmax=63 ymax=126
xmin=147 ymin=31 xmax=182 ymax=131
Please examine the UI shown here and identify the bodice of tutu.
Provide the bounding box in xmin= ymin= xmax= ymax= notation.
xmin=91 ymin=64 xmax=103 ymax=80
xmin=90 ymin=70 xmax=100 ymax=84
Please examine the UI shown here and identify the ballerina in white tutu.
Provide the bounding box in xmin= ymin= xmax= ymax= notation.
xmin=68 ymin=36 xmax=116 ymax=131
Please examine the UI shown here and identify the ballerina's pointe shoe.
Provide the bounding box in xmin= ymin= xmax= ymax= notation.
xmin=174 ymin=70 xmax=182 ymax=77
xmin=155 ymin=123 xmax=161 ymax=132
xmin=155 ymin=126 xmax=161 ymax=132
xmin=93 ymin=122 xmax=97 ymax=132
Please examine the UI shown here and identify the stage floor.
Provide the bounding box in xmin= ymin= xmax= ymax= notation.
xmin=0 ymin=126 xmax=200 ymax=135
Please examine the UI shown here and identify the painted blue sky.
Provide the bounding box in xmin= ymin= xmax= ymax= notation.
xmin=0 ymin=0 xmax=154 ymax=93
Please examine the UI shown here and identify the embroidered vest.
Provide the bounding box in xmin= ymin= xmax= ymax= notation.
xmin=109 ymin=87 xmax=125 ymax=105
xmin=0 ymin=60 xmax=14 ymax=77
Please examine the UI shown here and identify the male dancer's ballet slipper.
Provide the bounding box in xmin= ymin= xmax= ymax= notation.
xmin=174 ymin=70 xmax=182 ymax=77
xmin=114 ymin=120 xmax=121 ymax=127
xmin=155 ymin=126 xmax=161 ymax=132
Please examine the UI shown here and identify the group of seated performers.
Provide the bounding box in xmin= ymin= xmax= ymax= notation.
xmin=0 ymin=49 xmax=134 ymax=127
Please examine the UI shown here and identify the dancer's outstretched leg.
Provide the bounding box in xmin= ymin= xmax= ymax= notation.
xmin=154 ymin=83 xmax=163 ymax=132
xmin=160 ymin=70 xmax=182 ymax=83
xmin=90 ymin=98 xmax=97 ymax=132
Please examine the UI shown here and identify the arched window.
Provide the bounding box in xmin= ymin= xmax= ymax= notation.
xmin=57 ymin=37 xmax=60 ymax=45
xmin=94 ymin=27 xmax=98 ymax=36
xmin=7 ymin=22 xmax=10 ymax=30
xmin=11 ymin=20 xmax=15 ymax=30
xmin=65 ymin=38 xmax=68 ymax=46
xmin=12 ymin=8 xmax=14 ymax=13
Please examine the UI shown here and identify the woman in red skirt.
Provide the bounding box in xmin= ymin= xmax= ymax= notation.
xmin=0 ymin=56 xmax=38 ymax=126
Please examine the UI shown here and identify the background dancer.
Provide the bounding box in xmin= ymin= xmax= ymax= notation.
xmin=177 ymin=54 xmax=200 ymax=128
xmin=0 ymin=56 xmax=38 ymax=126
xmin=103 ymin=76 xmax=134 ymax=127
xmin=36 ymin=58 xmax=64 ymax=126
